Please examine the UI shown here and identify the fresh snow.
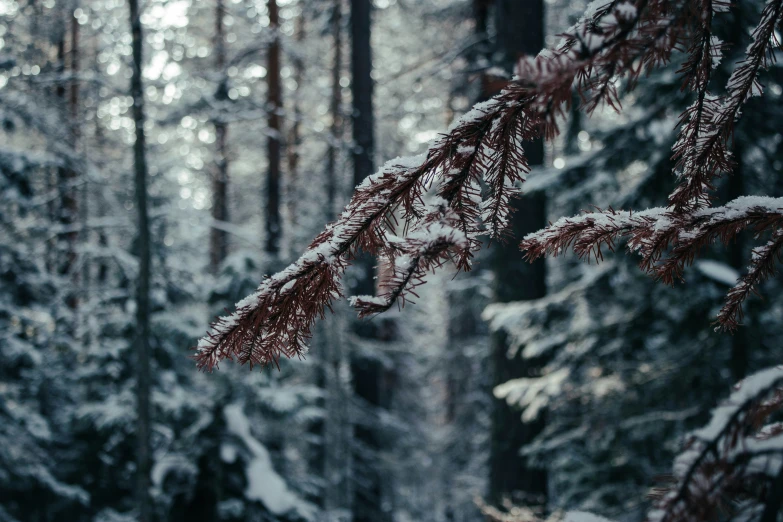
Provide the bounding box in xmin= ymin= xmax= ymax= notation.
xmin=223 ymin=403 xmax=309 ymax=518
xmin=693 ymin=366 xmax=783 ymax=442
xmin=695 ymin=260 xmax=739 ymax=286
xmin=565 ymin=512 xmax=616 ymax=522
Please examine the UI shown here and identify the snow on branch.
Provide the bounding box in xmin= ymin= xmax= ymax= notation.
xmin=521 ymin=197 xmax=783 ymax=330
xmin=196 ymin=0 xmax=669 ymax=370
xmin=350 ymin=206 xmax=470 ymax=317
xmin=649 ymin=366 xmax=783 ymax=522
xmin=197 ymin=0 xmax=783 ymax=368
xmin=670 ymin=0 xmax=783 ymax=211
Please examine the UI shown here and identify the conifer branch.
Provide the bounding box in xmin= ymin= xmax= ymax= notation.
xmin=196 ymin=0 xmax=666 ymax=369
xmin=197 ymin=0 xmax=783 ymax=368
xmin=649 ymin=367 xmax=783 ymax=522
xmin=522 ymin=197 xmax=783 ymax=330
xmin=670 ymin=0 xmax=783 ymax=211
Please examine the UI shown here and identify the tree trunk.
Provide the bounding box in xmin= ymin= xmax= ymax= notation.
xmin=326 ymin=0 xmax=343 ymax=221
xmin=488 ymin=0 xmax=548 ymax=509
xmin=349 ymin=2 xmax=393 ymax=521
xmin=350 ymin=0 xmax=376 ymax=299
xmin=318 ymin=3 xmax=350 ymax=514
xmin=128 ymin=0 xmax=153 ymax=519
xmin=57 ymin=12 xmax=79 ymax=309
xmin=287 ymin=12 xmax=305 ymax=228
xmin=266 ymin=0 xmax=282 ymax=255
xmin=725 ymin=7 xmax=754 ymax=383
xmin=350 ymin=0 xmax=373 ymax=196
xmin=210 ymin=0 xmax=230 ymax=272
xmin=564 ymin=90 xmax=582 ymax=156
xmin=727 ymin=142 xmax=750 ymax=382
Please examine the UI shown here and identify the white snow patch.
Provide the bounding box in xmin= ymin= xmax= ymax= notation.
xmin=695 ymin=260 xmax=739 ymax=286
xmin=565 ymin=512 xmax=616 ymax=522
xmin=223 ymin=403 xmax=301 ymax=516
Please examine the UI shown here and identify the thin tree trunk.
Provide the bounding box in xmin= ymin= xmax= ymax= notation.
xmin=350 ymin=0 xmax=373 ymax=196
xmin=72 ymin=11 xmax=87 ymax=319
xmin=210 ymin=0 xmax=230 ymax=272
xmin=326 ymin=0 xmax=343 ymax=221
xmin=322 ymin=315 xmax=352 ymax=514
xmin=725 ymin=8 xmax=753 ymax=382
xmin=349 ymin=3 xmax=394 ymax=522
xmin=57 ymin=12 xmax=79 ymax=309
xmin=564 ymin=90 xmax=582 ymax=156
xmin=287 ymin=12 xmax=304 ymax=228
xmin=350 ymin=0 xmax=375 ymax=298
xmin=488 ymin=0 xmax=548 ymax=509
xmin=320 ymin=3 xmax=350 ymax=514
xmin=266 ymin=0 xmax=282 ymax=255
xmin=727 ymin=143 xmax=749 ymax=382
xmin=48 ymin=34 xmax=66 ymax=275
xmin=92 ymin=35 xmax=110 ymax=285
xmin=128 ymin=0 xmax=153 ymax=518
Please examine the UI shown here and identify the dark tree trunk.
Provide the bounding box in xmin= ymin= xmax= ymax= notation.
xmin=266 ymin=0 xmax=282 ymax=255
xmin=349 ymin=2 xmax=393 ymax=521
xmin=727 ymin=142 xmax=750 ymax=382
xmin=287 ymin=12 xmax=304 ymax=228
xmin=128 ymin=0 xmax=153 ymax=519
xmin=487 ymin=0 xmax=548 ymax=509
xmin=724 ymin=7 xmax=754 ymax=383
xmin=210 ymin=0 xmax=230 ymax=272
xmin=350 ymin=0 xmax=373 ymax=191
xmin=350 ymin=0 xmax=376 ymax=297
xmin=57 ymin=12 xmax=79 ymax=309
xmin=326 ymin=0 xmax=343 ymax=221
xmin=564 ymin=90 xmax=582 ymax=156
xmin=320 ymin=6 xmax=350 ymax=511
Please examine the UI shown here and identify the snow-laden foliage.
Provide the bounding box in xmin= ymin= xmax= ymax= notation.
xmin=199 ymin=0 xmax=783 ymax=368
xmin=193 ymin=1 xmax=783 ymax=521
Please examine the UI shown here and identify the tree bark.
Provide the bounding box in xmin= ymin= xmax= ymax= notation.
xmin=727 ymin=141 xmax=750 ymax=382
xmin=326 ymin=0 xmax=343 ymax=221
xmin=350 ymin=0 xmax=373 ymax=193
xmin=287 ymin=12 xmax=305 ymax=228
xmin=564 ymin=90 xmax=582 ymax=156
xmin=350 ymin=0 xmax=376 ymax=298
xmin=349 ymin=2 xmax=393 ymax=521
xmin=725 ymin=7 xmax=753 ymax=383
xmin=488 ymin=0 xmax=548 ymax=509
xmin=266 ymin=0 xmax=282 ymax=255
xmin=210 ymin=0 xmax=230 ymax=272
xmin=128 ymin=0 xmax=153 ymax=519
xmin=57 ymin=11 xmax=79 ymax=309
xmin=318 ymin=3 xmax=351 ymax=515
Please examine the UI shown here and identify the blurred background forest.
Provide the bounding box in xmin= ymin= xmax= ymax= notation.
xmin=2 ymin=0 xmax=783 ymax=521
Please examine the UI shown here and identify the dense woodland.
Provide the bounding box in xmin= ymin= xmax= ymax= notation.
xmin=3 ymin=0 xmax=783 ymax=521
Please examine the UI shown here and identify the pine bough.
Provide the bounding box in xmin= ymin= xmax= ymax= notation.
xmin=196 ymin=1 xmax=783 ymax=517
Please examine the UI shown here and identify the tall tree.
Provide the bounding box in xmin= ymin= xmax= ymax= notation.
xmin=196 ymin=0 xmax=783 ymax=519
xmin=210 ymin=0 xmax=230 ymax=272
xmin=57 ymin=6 xmax=80 ymax=309
xmin=266 ymin=0 xmax=282 ymax=255
xmin=349 ymin=1 xmax=393 ymax=521
xmin=350 ymin=0 xmax=373 ymax=206
xmin=318 ymin=2 xmax=352 ymax=516
xmin=287 ymin=10 xmax=305 ymax=228
xmin=128 ymin=0 xmax=153 ymax=518
xmin=486 ymin=0 xmax=548 ymax=509
xmin=325 ymin=0 xmax=344 ymax=221
xmin=723 ymin=7 xmax=753 ymax=383
xmin=350 ymin=0 xmax=376 ymax=301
